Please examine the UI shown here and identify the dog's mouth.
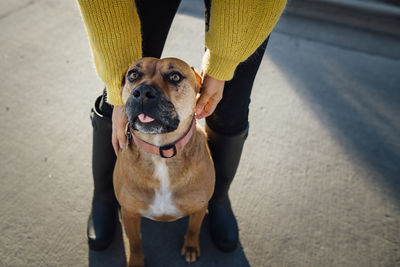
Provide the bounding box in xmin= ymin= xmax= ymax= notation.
xmin=132 ymin=113 xmax=159 ymax=132
xmin=137 ymin=113 xmax=154 ymax=123
xmin=137 ymin=113 xmax=155 ymax=123
xmin=130 ymin=113 xmax=179 ymax=134
xmin=125 ymin=97 xmax=180 ymax=134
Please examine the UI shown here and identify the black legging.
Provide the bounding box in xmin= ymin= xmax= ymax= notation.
xmin=100 ymin=0 xmax=269 ymax=135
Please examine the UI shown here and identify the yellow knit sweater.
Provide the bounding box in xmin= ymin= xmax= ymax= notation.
xmin=78 ymin=0 xmax=286 ymax=106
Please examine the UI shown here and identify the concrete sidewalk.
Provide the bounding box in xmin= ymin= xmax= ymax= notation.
xmin=1 ymin=0 xmax=399 ymax=266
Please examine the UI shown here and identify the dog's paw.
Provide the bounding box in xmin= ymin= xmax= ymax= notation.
xmin=181 ymin=242 xmax=200 ymax=263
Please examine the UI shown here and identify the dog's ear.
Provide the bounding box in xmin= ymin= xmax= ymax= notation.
xmin=191 ymin=67 xmax=202 ymax=93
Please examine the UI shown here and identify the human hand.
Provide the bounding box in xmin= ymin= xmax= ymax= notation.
xmin=195 ymin=74 xmax=224 ymax=119
xmin=112 ymin=105 xmax=128 ymax=156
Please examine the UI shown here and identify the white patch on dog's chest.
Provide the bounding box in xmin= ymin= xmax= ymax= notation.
xmin=140 ymin=159 xmax=183 ymax=220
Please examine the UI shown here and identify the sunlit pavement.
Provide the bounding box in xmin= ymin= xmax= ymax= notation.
xmin=1 ymin=1 xmax=399 ymax=266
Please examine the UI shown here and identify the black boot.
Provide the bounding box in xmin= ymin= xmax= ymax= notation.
xmin=87 ymin=95 xmax=118 ymax=251
xmin=206 ymin=123 xmax=249 ymax=252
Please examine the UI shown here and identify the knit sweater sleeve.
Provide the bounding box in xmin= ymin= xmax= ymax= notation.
xmin=77 ymin=0 xmax=142 ymax=106
xmin=202 ymin=0 xmax=286 ymax=81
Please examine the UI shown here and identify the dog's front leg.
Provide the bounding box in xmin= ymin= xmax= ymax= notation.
xmin=121 ymin=208 xmax=144 ymax=267
xmin=181 ymin=207 xmax=207 ymax=263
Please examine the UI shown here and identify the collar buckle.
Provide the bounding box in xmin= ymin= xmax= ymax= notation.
xmin=159 ymin=144 xmax=177 ymax=158
xmin=124 ymin=122 xmax=132 ymax=145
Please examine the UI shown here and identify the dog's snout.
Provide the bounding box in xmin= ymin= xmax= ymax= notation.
xmin=132 ymin=85 xmax=158 ymax=101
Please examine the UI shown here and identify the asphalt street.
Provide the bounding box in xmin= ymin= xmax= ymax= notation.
xmin=0 ymin=0 xmax=399 ymax=266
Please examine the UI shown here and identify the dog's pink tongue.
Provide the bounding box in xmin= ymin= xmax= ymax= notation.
xmin=138 ymin=113 xmax=155 ymax=123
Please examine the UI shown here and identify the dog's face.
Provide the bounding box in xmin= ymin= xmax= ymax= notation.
xmin=121 ymin=57 xmax=202 ymax=134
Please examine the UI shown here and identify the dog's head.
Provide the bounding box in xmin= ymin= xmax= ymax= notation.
xmin=121 ymin=57 xmax=202 ymax=135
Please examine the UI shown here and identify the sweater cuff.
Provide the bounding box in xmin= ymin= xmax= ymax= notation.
xmin=106 ymin=82 xmax=124 ymax=106
xmin=201 ymin=49 xmax=240 ymax=81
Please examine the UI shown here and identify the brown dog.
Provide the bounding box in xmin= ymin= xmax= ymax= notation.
xmin=113 ymin=57 xmax=215 ymax=267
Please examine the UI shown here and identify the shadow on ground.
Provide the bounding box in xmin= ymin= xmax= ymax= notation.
xmin=267 ymin=34 xmax=400 ymax=204
xmin=89 ymin=215 xmax=249 ymax=267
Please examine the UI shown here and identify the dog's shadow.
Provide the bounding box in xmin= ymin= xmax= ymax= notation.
xmin=88 ymin=214 xmax=250 ymax=267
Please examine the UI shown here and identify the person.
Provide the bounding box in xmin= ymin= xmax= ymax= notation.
xmin=78 ymin=0 xmax=286 ymax=253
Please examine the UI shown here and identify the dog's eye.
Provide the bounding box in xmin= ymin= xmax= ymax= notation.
xmin=168 ymin=73 xmax=182 ymax=83
xmin=127 ymin=70 xmax=140 ymax=82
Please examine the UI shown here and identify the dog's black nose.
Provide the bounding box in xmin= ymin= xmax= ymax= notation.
xmin=132 ymin=85 xmax=158 ymax=101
